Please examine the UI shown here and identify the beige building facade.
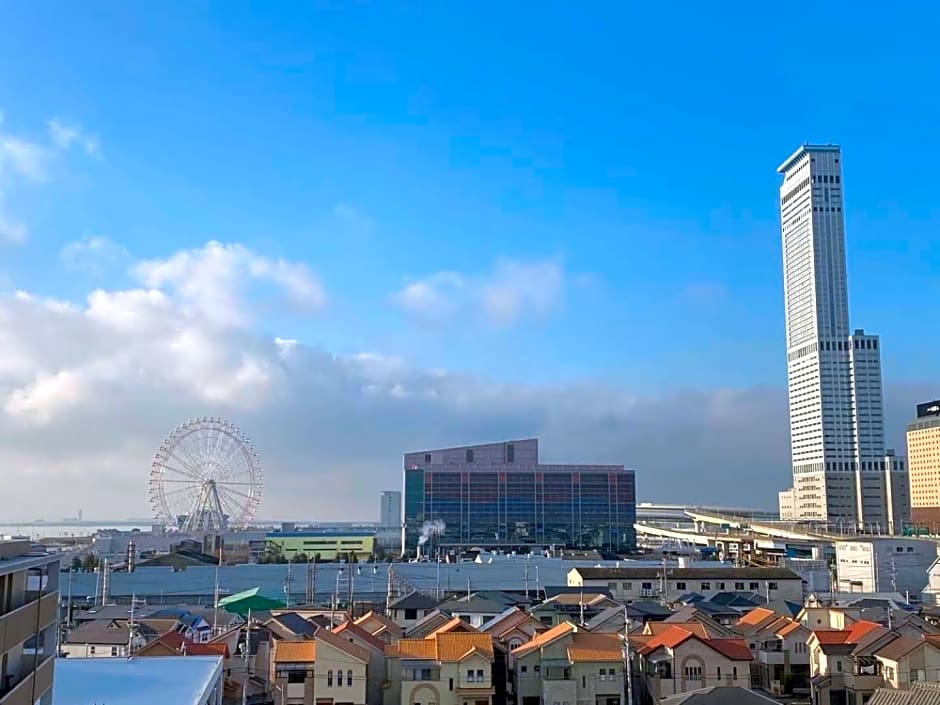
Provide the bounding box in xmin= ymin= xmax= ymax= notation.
xmin=908 ymin=401 xmax=940 ymax=525
xmin=0 ymin=539 xmax=58 ymax=705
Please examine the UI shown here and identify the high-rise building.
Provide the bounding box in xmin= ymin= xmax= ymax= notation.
xmin=776 ymin=144 xmax=909 ymax=530
xmin=907 ymin=401 xmax=940 ymax=526
xmin=0 ymin=539 xmax=59 ymax=705
xmin=379 ymin=490 xmax=402 ymax=528
xmin=402 ymin=438 xmax=636 ymax=555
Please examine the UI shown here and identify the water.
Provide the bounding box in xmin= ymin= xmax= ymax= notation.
xmin=0 ymin=523 xmax=150 ymax=540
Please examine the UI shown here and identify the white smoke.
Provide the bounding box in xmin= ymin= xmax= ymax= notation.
xmin=417 ymin=519 xmax=446 ymax=546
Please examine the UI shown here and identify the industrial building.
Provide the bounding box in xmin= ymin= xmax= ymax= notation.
xmin=402 ymin=438 xmax=636 ymax=556
xmin=0 ymin=539 xmax=58 ymax=705
xmin=835 ymin=538 xmax=938 ymax=598
xmin=265 ymin=530 xmax=376 ymax=561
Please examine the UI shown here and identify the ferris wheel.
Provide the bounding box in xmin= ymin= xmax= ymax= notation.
xmin=149 ymin=417 xmax=263 ymax=532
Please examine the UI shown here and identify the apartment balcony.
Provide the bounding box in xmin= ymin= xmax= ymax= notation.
xmin=0 ymin=655 xmax=54 ymax=705
xmin=758 ymin=650 xmax=787 ymax=666
xmin=0 ymin=592 xmax=57 ymax=654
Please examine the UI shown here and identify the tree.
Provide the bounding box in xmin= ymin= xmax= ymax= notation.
xmin=70 ymin=556 xmax=82 ymax=572
xmin=313 ymin=552 xmax=322 ymax=564
xmin=81 ymin=554 xmax=99 ymax=572
xmin=293 ymin=552 xmax=309 ymax=564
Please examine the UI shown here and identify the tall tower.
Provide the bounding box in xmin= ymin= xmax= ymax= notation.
xmin=776 ymin=145 xmax=908 ymax=531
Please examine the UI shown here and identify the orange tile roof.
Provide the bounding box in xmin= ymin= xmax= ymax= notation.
xmin=511 ymin=622 xmax=575 ymax=656
xmin=846 ymin=621 xmax=882 ymax=643
xmin=813 ymin=630 xmax=850 ymax=645
xmin=640 ymin=626 xmax=696 ymax=654
xmin=737 ymin=607 xmax=776 ymax=627
xmin=567 ymin=633 xmax=623 ymax=663
xmin=427 ymin=617 xmax=479 ymax=637
xmin=274 ymin=641 xmax=316 ymax=663
xmin=184 ymin=643 xmax=229 ymax=657
xmin=776 ymin=620 xmax=805 ymax=638
xmin=646 ymin=622 xmax=710 ymax=639
xmin=392 ymin=632 xmax=494 ymax=662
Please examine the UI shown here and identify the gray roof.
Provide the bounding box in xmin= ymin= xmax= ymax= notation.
xmin=64 ymin=619 xmax=164 ymax=646
xmin=438 ymin=594 xmax=508 ymax=615
xmin=660 ymin=686 xmax=783 ymax=704
xmin=870 ymin=682 xmax=940 ymax=705
xmin=389 ymin=591 xmax=440 ymax=610
xmin=573 ymin=567 xmax=800 ymax=581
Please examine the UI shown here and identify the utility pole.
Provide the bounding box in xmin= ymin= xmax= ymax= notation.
xmin=242 ymin=609 xmax=251 ymax=705
xmin=128 ymin=593 xmax=137 ymax=655
xmin=213 ymin=547 xmax=221 ymax=635
xmin=436 ymin=551 xmax=441 ymax=600
xmin=524 ymin=555 xmax=530 ymax=599
xmin=386 ymin=564 xmax=395 ymax=616
xmin=623 ymin=604 xmax=634 ymax=705
xmin=284 ymin=559 xmax=293 ymax=609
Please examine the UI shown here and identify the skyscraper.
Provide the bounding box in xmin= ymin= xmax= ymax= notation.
xmin=776 ymin=145 xmax=909 ymax=530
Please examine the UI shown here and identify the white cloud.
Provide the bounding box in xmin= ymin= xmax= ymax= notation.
xmin=0 ymin=135 xmax=48 ymax=182
xmin=0 ymin=211 xmax=26 ymax=244
xmin=134 ymin=240 xmax=326 ymax=328
xmin=60 ymin=235 xmax=128 ymax=273
xmin=394 ymin=258 xmax=565 ymax=326
xmin=48 ymin=118 xmax=100 ymax=156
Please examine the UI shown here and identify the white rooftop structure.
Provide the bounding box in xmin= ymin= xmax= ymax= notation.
xmin=53 ymin=655 xmax=223 ymax=705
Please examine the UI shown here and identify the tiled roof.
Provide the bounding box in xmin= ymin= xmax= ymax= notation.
xmin=875 ymin=636 xmax=924 ymax=661
xmin=427 ymin=617 xmax=478 ymax=637
xmin=640 ymin=626 xmax=696 ymax=654
xmin=274 ymin=640 xmax=316 ymax=663
xmin=869 ymin=682 xmax=940 ymax=705
xmin=314 ymin=626 xmax=371 ymax=663
xmin=332 ymin=620 xmax=387 ymax=652
xmin=391 ymin=632 xmax=494 ymax=662
xmin=703 ymin=639 xmax=753 ymax=661
xmin=646 ymin=622 xmax=710 ymax=640
xmin=184 ymin=643 xmax=229 ymax=657
xmin=389 ymin=591 xmax=440 ymax=610
xmin=846 ymin=621 xmax=884 ymax=643
xmin=813 ymin=630 xmax=851 ymax=645
xmin=737 ymin=607 xmax=776 ymax=627
xmin=354 ymin=611 xmax=403 ymax=638
xmin=567 ymin=633 xmax=623 ymax=663
xmin=511 ymin=622 xmax=576 ymax=656
xmin=776 ymin=620 xmax=805 ymax=638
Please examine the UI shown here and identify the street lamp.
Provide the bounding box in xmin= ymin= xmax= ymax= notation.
xmin=331 ymin=567 xmax=344 ymax=628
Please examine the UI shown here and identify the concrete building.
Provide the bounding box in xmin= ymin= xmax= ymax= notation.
xmin=775 ymin=144 xmax=909 ymax=530
xmin=53 ymin=654 xmax=223 ymax=705
xmin=271 ymin=629 xmax=371 ymax=705
xmin=403 ymin=439 xmax=636 ymax=555
xmin=567 ymin=567 xmax=804 ymax=603
xmin=835 ymin=538 xmax=938 ymax=597
xmin=377 ymin=490 xmax=404 ymax=552
xmin=264 ymin=531 xmax=375 ymax=561
xmin=0 ymin=539 xmax=58 ymax=705
xmin=907 ymin=401 xmax=940 ymax=526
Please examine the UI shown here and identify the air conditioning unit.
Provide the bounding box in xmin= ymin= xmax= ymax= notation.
xmin=771 ymin=681 xmax=783 ymax=695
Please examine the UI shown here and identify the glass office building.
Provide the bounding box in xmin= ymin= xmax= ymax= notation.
xmin=403 ymin=439 xmax=635 ymax=555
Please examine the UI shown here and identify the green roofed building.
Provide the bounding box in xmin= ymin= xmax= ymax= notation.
xmin=217 ymin=587 xmax=285 ymax=616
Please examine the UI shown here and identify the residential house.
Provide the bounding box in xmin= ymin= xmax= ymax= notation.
xmin=481 ymin=607 xmax=545 ymax=653
xmin=807 ymin=620 xmax=898 ymax=705
xmin=512 ymin=622 xmax=627 ymax=705
xmin=331 ymin=620 xmax=389 ymax=705
xmin=265 ymin=612 xmax=319 ymax=640
xmin=407 ymin=610 xmax=459 ymax=638
xmin=734 ymin=607 xmax=810 ymax=695
xmin=637 ymin=624 xmax=753 ymax=700
xmin=385 ymin=632 xmax=497 ymax=705
xmin=388 ymin=592 xmax=440 ymax=630
xmin=527 ymin=593 xmax=616 ymax=629
xmin=61 ymin=619 xmax=163 ymax=657
xmin=873 ymin=635 xmax=940 ymax=691
xmin=586 ymin=601 xmax=673 ymax=634
xmin=354 ymin=611 xmax=403 ymax=643
xmin=438 ymin=594 xmax=515 ymax=629
xmin=271 ymin=628 xmax=371 ymax=705
xmin=568 ymin=567 xmax=804 ymax=603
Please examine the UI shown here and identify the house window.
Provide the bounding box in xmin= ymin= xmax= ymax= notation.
xmin=642 ymin=582 xmax=653 ymax=590
xmin=506 ymin=444 xmax=515 ymax=463
xmin=476 ymin=669 xmax=484 ymax=682
xmin=424 ymin=453 xmax=431 ymax=463
xmin=467 ymin=669 xmax=475 ymax=683
xmin=449 ymin=677 xmax=454 ymax=690
xmin=769 ymin=582 xmax=778 ymax=590
xmin=347 ymin=670 xmax=352 ymax=685
xmin=622 ymin=582 xmax=632 ymax=590
xmin=749 ymin=582 xmax=759 ymax=590
xmin=735 ymin=582 xmax=745 ymax=590
xmin=520 ymin=665 xmax=527 ymax=675
xmin=327 ymin=670 xmax=333 ymax=686
xmin=111 ymin=646 xmax=118 ymax=656
xmin=717 ymin=582 xmax=725 ymax=590
xmin=733 ymin=667 xmax=738 ymax=680
xmin=717 ymin=666 xmax=721 ymax=680
xmin=676 ymin=582 xmax=687 ymax=590
xmin=338 ymin=670 xmax=344 ymax=686
xmin=466 ymin=449 xmax=474 ymax=463
xmin=684 ymin=665 xmax=702 ymax=680
xmin=836 ymin=660 xmax=843 ymax=672
xmin=700 ymin=582 xmax=710 ymax=591
xmin=89 ymin=646 xmax=96 ymax=655
xmin=287 ymin=672 xmax=305 ymax=684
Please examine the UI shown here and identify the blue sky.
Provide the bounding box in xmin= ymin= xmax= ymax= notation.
xmin=0 ymin=3 xmax=938 ymax=517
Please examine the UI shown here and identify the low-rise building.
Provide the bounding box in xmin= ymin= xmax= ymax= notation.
xmin=0 ymin=539 xmax=58 ymax=705
xmin=873 ymin=634 xmax=940 ymax=691
xmin=265 ymin=531 xmax=376 ymax=562
xmin=734 ymin=607 xmax=810 ymax=695
xmin=512 ymin=622 xmax=627 ymax=705
xmin=835 ymin=538 xmax=937 ymax=596
xmin=271 ymin=628 xmax=371 ymax=705
xmin=385 ymin=631 xmax=496 ymax=705
xmin=807 ymin=620 xmax=894 ymax=705
xmin=636 ymin=624 xmax=753 ymax=700
xmin=568 ymin=567 xmax=804 ymax=603
xmin=388 ymin=592 xmax=440 ymax=630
